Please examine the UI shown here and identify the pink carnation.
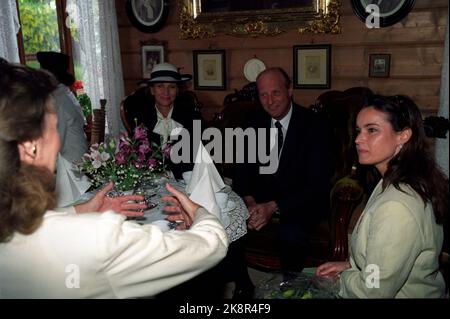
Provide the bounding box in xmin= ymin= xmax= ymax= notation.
xmin=137 ymin=152 xmax=146 ymax=164
xmin=115 ymin=153 xmax=127 ymax=165
xmin=138 ymin=140 xmax=151 ymax=154
xmin=134 ymin=125 xmax=147 ymax=140
xmin=163 ymin=144 xmax=172 ymax=159
xmin=119 ymin=132 xmax=130 ymax=147
xmin=147 ymin=158 xmax=157 ymax=169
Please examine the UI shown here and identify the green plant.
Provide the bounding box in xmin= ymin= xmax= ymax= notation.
xmin=18 ymin=0 xmax=60 ymax=54
xmin=71 ymin=81 xmax=92 ymax=118
xmin=77 ymin=93 xmax=92 ymax=118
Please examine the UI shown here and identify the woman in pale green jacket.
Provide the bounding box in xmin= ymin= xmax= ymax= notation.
xmin=316 ymin=95 xmax=448 ymax=298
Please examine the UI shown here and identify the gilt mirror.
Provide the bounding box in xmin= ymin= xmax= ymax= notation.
xmin=179 ymin=0 xmax=341 ymax=39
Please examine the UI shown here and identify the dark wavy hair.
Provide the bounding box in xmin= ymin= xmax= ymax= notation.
xmin=361 ymin=94 xmax=448 ymax=224
xmin=0 ymin=62 xmax=58 ymax=242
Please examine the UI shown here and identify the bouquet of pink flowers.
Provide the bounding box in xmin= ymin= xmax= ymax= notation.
xmin=79 ymin=124 xmax=170 ymax=191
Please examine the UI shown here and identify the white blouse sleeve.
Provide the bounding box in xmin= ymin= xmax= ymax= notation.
xmin=96 ymin=207 xmax=229 ymax=298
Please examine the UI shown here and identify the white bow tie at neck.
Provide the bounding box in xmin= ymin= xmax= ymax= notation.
xmin=152 ymin=117 xmax=183 ymax=146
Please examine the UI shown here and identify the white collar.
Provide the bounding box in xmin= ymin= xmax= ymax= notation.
xmin=155 ymin=105 xmax=174 ymax=120
xmin=271 ymin=103 xmax=293 ymax=131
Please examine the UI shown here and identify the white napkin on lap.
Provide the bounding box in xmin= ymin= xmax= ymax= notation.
xmin=187 ymin=142 xmax=225 ymax=194
xmin=189 ymin=172 xmax=221 ymax=219
xmin=187 ymin=142 xmax=226 ymax=224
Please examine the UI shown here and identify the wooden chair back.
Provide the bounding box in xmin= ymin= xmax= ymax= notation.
xmin=90 ymin=99 xmax=106 ymax=145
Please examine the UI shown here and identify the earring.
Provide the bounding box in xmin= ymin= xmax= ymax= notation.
xmin=399 ymin=144 xmax=403 ymax=150
xmin=32 ymin=145 xmax=37 ymax=157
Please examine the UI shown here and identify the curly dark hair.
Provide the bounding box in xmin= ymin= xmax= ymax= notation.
xmin=0 ymin=62 xmax=58 ymax=242
xmin=361 ymin=95 xmax=448 ymax=224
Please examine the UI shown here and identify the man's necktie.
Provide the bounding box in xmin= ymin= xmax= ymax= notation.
xmin=275 ymin=121 xmax=284 ymax=154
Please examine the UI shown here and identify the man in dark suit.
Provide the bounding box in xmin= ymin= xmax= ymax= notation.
xmin=234 ymin=67 xmax=331 ymax=274
xmin=124 ymin=63 xmax=202 ymax=179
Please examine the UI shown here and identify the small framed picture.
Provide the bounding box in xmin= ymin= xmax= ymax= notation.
xmin=293 ymin=44 xmax=331 ymax=89
xmin=142 ymin=45 xmax=164 ymax=79
xmin=369 ymin=54 xmax=391 ymax=77
xmin=193 ymin=50 xmax=226 ymax=90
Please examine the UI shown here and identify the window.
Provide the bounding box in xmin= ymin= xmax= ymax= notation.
xmin=16 ymin=0 xmax=82 ymax=80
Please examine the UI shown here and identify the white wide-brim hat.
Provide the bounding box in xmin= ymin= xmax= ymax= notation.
xmin=144 ymin=62 xmax=192 ymax=84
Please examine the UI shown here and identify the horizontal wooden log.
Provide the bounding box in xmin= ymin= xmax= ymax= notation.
xmin=117 ymin=0 xmax=447 ymax=123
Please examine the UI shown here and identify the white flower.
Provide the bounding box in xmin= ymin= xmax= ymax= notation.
xmin=91 ymin=150 xmax=101 ymax=162
xmin=100 ymin=152 xmax=110 ymax=162
xmin=92 ymin=159 xmax=102 ymax=169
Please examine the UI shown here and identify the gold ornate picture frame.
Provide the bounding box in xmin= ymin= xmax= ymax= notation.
xmin=179 ymin=0 xmax=342 ymax=39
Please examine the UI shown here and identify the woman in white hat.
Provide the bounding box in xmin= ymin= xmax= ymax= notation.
xmin=124 ymin=62 xmax=202 ymax=179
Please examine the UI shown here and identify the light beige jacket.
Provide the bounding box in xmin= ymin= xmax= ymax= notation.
xmin=340 ymin=180 xmax=445 ymax=298
xmin=0 ymin=207 xmax=228 ymax=298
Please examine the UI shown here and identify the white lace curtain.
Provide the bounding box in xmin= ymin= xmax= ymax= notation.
xmin=67 ymin=0 xmax=125 ymax=139
xmin=0 ymin=0 xmax=20 ymax=63
xmin=435 ymin=18 xmax=449 ymax=177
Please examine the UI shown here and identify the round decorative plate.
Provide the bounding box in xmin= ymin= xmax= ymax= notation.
xmin=244 ymin=58 xmax=266 ymax=82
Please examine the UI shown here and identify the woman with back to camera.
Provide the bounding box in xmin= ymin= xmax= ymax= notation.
xmin=0 ymin=62 xmax=228 ymax=298
xmin=316 ymin=94 xmax=448 ymax=298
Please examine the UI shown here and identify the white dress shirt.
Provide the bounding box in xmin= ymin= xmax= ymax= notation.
xmin=270 ymin=103 xmax=293 ymax=156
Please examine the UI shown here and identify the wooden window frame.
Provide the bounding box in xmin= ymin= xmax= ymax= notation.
xmin=15 ymin=0 xmax=74 ymax=76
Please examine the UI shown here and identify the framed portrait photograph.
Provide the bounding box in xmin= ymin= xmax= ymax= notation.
xmin=369 ymin=53 xmax=391 ymax=77
xmin=193 ymin=50 xmax=226 ymax=90
xmin=142 ymin=45 xmax=164 ymax=78
xmin=125 ymin=0 xmax=170 ymax=33
xmin=293 ymin=44 xmax=331 ymax=89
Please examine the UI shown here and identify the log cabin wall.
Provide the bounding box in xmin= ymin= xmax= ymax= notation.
xmin=116 ymin=0 xmax=448 ymax=122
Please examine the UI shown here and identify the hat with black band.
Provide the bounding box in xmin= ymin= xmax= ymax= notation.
xmin=141 ymin=63 xmax=192 ymax=85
